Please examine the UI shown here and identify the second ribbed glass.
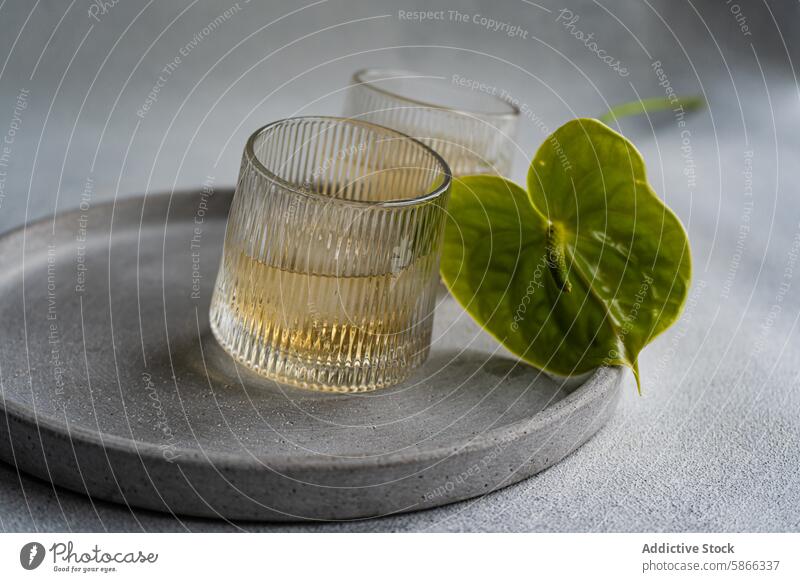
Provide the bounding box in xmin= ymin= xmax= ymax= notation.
xmin=209 ymin=117 xmax=451 ymax=392
xmin=344 ymin=69 xmax=520 ymax=176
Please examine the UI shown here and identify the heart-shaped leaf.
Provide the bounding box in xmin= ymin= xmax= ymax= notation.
xmin=440 ymin=118 xmax=691 ymax=389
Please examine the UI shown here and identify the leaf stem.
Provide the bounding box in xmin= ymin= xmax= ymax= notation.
xmin=597 ymin=95 xmax=705 ymax=124
xmin=545 ymin=223 xmax=572 ymax=293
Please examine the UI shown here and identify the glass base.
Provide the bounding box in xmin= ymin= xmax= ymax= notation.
xmin=209 ymin=301 xmax=431 ymax=393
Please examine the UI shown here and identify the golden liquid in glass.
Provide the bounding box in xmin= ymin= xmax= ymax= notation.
xmin=210 ymin=244 xmax=434 ymax=391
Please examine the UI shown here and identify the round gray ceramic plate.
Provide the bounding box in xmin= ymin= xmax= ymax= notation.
xmin=0 ymin=189 xmax=624 ymax=522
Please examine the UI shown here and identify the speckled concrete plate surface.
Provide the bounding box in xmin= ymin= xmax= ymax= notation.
xmin=0 ymin=190 xmax=624 ymax=521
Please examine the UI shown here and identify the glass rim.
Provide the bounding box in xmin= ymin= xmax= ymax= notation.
xmin=244 ymin=116 xmax=452 ymax=209
xmin=352 ymin=68 xmax=521 ymax=120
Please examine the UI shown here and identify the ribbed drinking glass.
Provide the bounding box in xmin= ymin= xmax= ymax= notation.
xmin=344 ymin=68 xmax=520 ymax=176
xmin=209 ymin=117 xmax=452 ymax=392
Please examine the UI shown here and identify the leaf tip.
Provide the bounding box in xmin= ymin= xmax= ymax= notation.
xmin=631 ymin=361 xmax=642 ymax=395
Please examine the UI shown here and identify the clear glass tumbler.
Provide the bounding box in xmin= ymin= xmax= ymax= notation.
xmin=209 ymin=117 xmax=451 ymax=392
xmin=344 ymin=68 xmax=520 ymax=176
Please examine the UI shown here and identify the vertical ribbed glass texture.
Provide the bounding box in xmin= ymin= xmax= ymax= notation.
xmin=210 ymin=117 xmax=452 ymax=392
xmin=344 ymin=69 xmax=520 ymax=177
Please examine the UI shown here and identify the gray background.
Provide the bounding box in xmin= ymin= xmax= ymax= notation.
xmin=0 ymin=0 xmax=799 ymax=531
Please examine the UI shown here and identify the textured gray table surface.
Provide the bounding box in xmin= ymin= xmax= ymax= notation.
xmin=1 ymin=0 xmax=799 ymax=532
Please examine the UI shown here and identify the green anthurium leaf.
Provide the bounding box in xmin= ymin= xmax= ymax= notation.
xmin=440 ymin=118 xmax=691 ymax=390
